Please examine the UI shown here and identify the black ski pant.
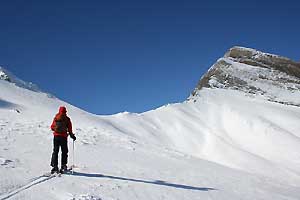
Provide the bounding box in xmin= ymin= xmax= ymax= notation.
xmin=50 ymin=136 xmax=68 ymax=167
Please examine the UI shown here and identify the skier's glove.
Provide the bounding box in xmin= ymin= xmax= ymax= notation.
xmin=70 ymin=133 xmax=76 ymax=141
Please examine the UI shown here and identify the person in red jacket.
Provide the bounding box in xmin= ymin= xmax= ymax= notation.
xmin=50 ymin=106 xmax=76 ymax=174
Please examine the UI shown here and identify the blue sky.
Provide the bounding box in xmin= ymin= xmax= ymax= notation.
xmin=0 ymin=0 xmax=299 ymax=114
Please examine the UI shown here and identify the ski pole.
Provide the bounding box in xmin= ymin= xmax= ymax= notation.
xmin=72 ymin=140 xmax=74 ymax=174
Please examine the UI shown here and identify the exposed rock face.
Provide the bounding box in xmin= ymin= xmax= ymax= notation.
xmin=0 ymin=68 xmax=11 ymax=82
xmin=225 ymin=47 xmax=300 ymax=78
xmin=189 ymin=47 xmax=300 ymax=106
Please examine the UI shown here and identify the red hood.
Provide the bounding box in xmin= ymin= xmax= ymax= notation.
xmin=59 ymin=106 xmax=67 ymax=114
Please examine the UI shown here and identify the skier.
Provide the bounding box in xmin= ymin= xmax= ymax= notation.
xmin=50 ymin=106 xmax=76 ymax=174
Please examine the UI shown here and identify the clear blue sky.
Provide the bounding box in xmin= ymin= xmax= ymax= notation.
xmin=0 ymin=0 xmax=299 ymax=114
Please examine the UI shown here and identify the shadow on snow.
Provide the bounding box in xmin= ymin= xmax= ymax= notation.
xmin=68 ymin=171 xmax=216 ymax=191
xmin=0 ymin=99 xmax=16 ymax=109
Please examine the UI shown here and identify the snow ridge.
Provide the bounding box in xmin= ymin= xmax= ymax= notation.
xmin=0 ymin=66 xmax=41 ymax=92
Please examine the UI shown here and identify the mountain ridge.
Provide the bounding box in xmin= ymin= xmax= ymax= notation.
xmin=0 ymin=66 xmax=41 ymax=92
xmin=189 ymin=47 xmax=300 ymax=107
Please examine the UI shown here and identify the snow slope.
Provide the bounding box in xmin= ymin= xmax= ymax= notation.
xmin=1 ymin=47 xmax=300 ymax=199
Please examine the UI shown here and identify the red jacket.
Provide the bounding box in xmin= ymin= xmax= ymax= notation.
xmin=51 ymin=107 xmax=73 ymax=138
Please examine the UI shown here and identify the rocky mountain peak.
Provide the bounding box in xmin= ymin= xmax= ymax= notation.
xmin=189 ymin=47 xmax=300 ymax=106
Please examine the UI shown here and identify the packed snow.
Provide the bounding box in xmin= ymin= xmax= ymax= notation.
xmin=1 ymin=59 xmax=300 ymax=199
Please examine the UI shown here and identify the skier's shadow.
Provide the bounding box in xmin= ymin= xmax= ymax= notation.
xmin=67 ymin=171 xmax=216 ymax=191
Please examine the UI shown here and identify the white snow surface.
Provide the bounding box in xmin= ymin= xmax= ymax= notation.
xmin=1 ymin=68 xmax=300 ymax=199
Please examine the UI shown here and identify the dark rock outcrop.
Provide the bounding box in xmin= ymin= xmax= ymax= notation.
xmin=224 ymin=47 xmax=300 ymax=78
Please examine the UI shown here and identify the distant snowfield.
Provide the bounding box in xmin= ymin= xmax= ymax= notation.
xmin=1 ymin=70 xmax=300 ymax=199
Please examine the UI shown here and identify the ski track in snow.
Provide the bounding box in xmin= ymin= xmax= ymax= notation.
xmin=0 ymin=173 xmax=58 ymax=200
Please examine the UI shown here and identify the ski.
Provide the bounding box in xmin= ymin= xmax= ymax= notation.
xmin=59 ymin=167 xmax=73 ymax=175
xmin=43 ymin=172 xmax=61 ymax=178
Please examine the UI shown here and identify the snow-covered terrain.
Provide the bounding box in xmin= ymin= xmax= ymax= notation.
xmin=1 ymin=47 xmax=300 ymax=200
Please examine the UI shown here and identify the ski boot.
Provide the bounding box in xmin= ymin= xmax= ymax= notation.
xmin=51 ymin=166 xmax=59 ymax=174
xmin=60 ymin=165 xmax=68 ymax=174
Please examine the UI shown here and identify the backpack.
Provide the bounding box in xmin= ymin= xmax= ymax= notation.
xmin=54 ymin=116 xmax=68 ymax=133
